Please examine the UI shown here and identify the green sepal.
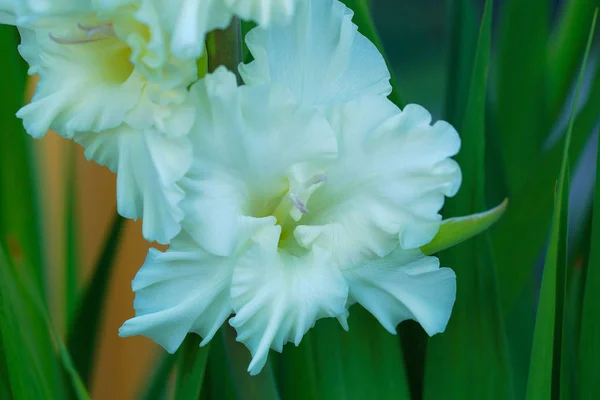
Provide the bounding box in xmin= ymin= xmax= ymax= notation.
xmin=421 ymin=198 xmax=508 ymax=256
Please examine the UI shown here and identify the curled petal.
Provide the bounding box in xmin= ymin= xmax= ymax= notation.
xmin=75 ymin=125 xmax=192 ymax=244
xmin=119 ymin=234 xmax=235 ymax=352
xmin=240 ymin=0 xmax=391 ymax=107
xmin=295 ymin=97 xmax=462 ymax=265
xmin=229 ymin=226 xmax=348 ymax=375
xmin=343 ymin=248 xmax=456 ymax=336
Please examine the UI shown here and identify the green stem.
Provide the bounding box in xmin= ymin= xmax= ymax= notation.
xmin=206 ymin=17 xmax=243 ymax=84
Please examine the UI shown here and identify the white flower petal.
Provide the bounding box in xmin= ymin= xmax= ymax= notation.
xmin=181 ymin=67 xmax=337 ymax=256
xmin=22 ymin=0 xmax=91 ymax=14
xmin=229 ymin=226 xmax=348 ymax=375
xmin=138 ymin=0 xmax=231 ymax=60
xmin=6 ymin=0 xmax=93 ymax=25
xmin=343 ymin=248 xmax=456 ymax=335
xmin=295 ymin=96 xmax=461 ymax=265
xmin=119 ymin=233 xmax=235 ymax=352
xmin=239 ymin=0 xmax=391 ymax=107
xmin=0 ymin=0 xmax=16 ymax=23
xmin=224 ymin=0 xmax=296 ymax=26
xmin=74 ymin=125 xmax=192 ymax=244
xmin=103 ymin=0 xmax=200 ymax=87
xmin=16 ymin=25 xmax=142 ymax=138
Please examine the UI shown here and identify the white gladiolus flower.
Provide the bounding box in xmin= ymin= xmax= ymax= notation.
xmin=119 ymin=0 xmax=462 ymax=376
xmin=2 ymin=0 xmax=200 ymax=244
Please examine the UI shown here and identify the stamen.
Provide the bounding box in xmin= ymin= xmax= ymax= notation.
xmin=289 ymin=193 xmax=308 ymax=215
xmin=48 ymin=33 xmax=107 ymax=45
xmin=308 ymin=174 xmax=328 ymax=185
xmin=49 ymin=22 xmax=116 ymax=45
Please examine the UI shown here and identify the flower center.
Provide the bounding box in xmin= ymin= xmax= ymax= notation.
xmin=265 ymin=173 xmax=327 ymax=246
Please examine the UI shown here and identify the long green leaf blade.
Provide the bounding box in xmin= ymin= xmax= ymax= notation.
xmin=493 ymin=54 xmax=600 ymax=316
xmin=525 ymin=10 xmax=596 ymax=399
xmin=444 ymin=0 xmax=479 ymax=126
xmin=67 ymin=213 xmax=125 ymax=386
xmin=174 ymin=335 xmax=210 ymax=400
xmin=0 ymin=246 xmax=54 ymax=400
xmin=0 ymin=26 xmax=45 ymax=291
xmin=424 ymin=2 xmax=514 ymax=398
xmin=222 ymin=326 xmax=281 ymax=400
xmin=525 ymin=160 xmax=570 ymax=400
xmin=340 ymin=308 xmax=411 ymax=399
xmin=2 ymin=242 xmax=91 ymax=400
xmin=548 ymin=0 xmax=600 ymax=121
xmin=279 ymin=308 xmax=411 ymax=399
xmin=137 ymin=352 xmax=177 ymax=400
xmin=204 ymin=329 xmax=237 ymax=400
xmin=495 ymin=0 xmax=549 ymax=192
xmin=0 ymin=26 xmax=60 ymax=399
xmin=578 ymin=32 xmax=600 ymax=400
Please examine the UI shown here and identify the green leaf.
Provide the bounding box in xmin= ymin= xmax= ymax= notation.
xmin=2 ymin=243 xmax=91 ymax=400
xmin=0 ymin=26 xmax=60 ymax=399
xmin=278 ymin=329 xmax=320 ymax=399
xmin=420 ymin=198 xmax=508 ymax=256
xmin=0 ymin=26 xmax=45 ymax=291
xmin=65 ymin=143 xmax=79 ymax=327
xmin=222 ymin=326 xmax=281 ymax=400
xmin=137 ymin=352 xmax=177 ymax=400
xmin=424 ymin=1 xmax=514 ymax=398
xmin=493 ymin=22 xmax=600 ymax=319
xmin=279 ymin=310 xmax=411 ymax=400
xmin=525 ymin=10 xmax=596 ymax=399
xmin=525 ymin=163 xmax=570 ymax=400
xmin=0 ymin=245 xmax=55 ymax=400
xmin=67 ymin=213 xmax=125 ymax=386
xmin=578 ymin=38 xmax=600 ymax=400
xmin=491 ymin=28 xmax=600 ymax=396
xmin=203 ymin=329 xmax=237 ymax=400
xmin=547 ymin=0 xmax=600 ymax=121
xmin=557 ymin=215 xmax=592 ymax=400
xmin=298 ymin=321 xmax=346 ymax=400
xmin=495 ymin=0 xmax=549 ymax=192
xmin=341 ymin=308 xmax=411 ymax=399
xmin=174 ymin=335 xmax=210 ymax=400
xmin=340 ymin=0 xmax=403 ymax=107
xmin=444 ymin=0 xmax=480 ymax=126
xmin=560 ymin=253 xmax=585 ymax=400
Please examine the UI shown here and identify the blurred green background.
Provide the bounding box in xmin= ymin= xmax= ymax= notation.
xmin=2 ymin=0 xmax=600 ymax=399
